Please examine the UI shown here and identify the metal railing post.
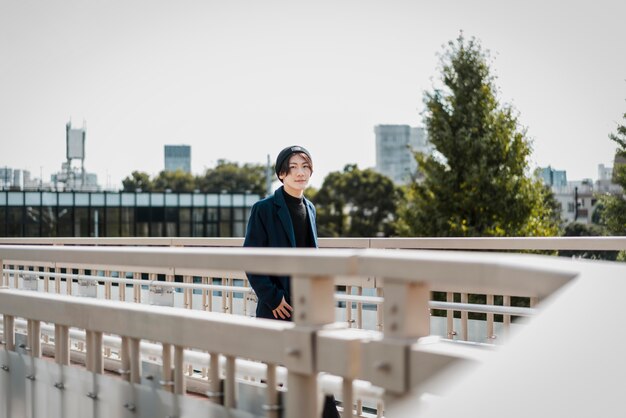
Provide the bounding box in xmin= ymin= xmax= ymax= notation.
xmin=134 ymin=272 xmax=141 ymax=303
xmin=380 ymin=279 xmax=430 ymax=408
xmin=228 ymin=278 xmax=234 ymax=314
xmin=503 ymin=295 xmax=511 ymax=339
xmin=285 ymin=275 xmax=335 ymax=418
xmin=119 ymin=272 xmax=127 ymax=302
xmin=129 ymin=337 xmax=141 ymax=384
xmin=224 ymin=355 xmax=236 ymax=408
xmin=120 ymin=336 xmax=130 ymax=382
xmin=162 ymin=343 xmax=173 ymax=392
xmin=356 ymin=286 xmax=363 ymax=329
xmin=265 ymin=363 xmax=279 ymax=418
xmin=174 ymin=345 xmax=185 ymax=395
xmin=222 ymin=278 xmax=228 ymax=313
xmin=28 ymin=319 xmax=41 ymax=358
xmin=376 ymin=287 xmax=384 ymax=332
xmin=346 ymin=285 xmax=353 ymax=327
xmin=446 ymin=292 xmax=455 ymax=339
xmin=104 ymin=270 xmax=112 ymax=300
xmin=54 ymin=324 xmax=69 ymax=365
xmin=3 ymin=315 xmax=15 ymax=351
xmin=343 ymin=377 xmax=354 ymax=418
xmin=208 ymin=352 xmax=221 ymax=404
xmin=183 ymin=275 xmax=190 ymax=309
xmin=486 ymin=294 xmax=495 ymax=343
xmin=44 ymin=266 xmax=50 ymax=292
xmin=86 ymin=330 xmax=103 ymax=374
xmin=461 ymin=293 xmax=469 ymax=341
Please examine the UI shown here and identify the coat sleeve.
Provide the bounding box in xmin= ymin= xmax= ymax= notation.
xmin=243 ymin=203 xmax=286 ymax=311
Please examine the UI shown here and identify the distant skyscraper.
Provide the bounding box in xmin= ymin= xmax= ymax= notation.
xmin=539 ymin=166 xmax=567 ymax=188
xmin=598 ymin=164 xmax=613 ymax=182
xmin=374 ymin=125 xmax=431 ymax=184
xmin=164 ymin=145 xmax=191 ymax=173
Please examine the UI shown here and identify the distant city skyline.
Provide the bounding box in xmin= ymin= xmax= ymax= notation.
xmin=1 ymin=0 xmax=625 ymax=190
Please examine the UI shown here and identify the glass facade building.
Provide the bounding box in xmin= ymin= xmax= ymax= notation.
xmin=0 ymin=191 xmax=260 ymax=238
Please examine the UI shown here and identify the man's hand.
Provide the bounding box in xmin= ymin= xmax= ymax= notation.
xmin=272 ymin=296 xmax=293 ymax=320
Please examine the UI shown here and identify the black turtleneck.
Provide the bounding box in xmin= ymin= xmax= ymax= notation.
xmin=282 ymin=188 xmax=313 ymax=248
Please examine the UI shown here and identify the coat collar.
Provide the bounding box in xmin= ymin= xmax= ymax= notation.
xmin=273 ymin=186 xmax=317 ymax=247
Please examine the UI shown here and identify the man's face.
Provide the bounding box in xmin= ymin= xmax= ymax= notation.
xmin=279 ymin=153 xmax=312 ymax=195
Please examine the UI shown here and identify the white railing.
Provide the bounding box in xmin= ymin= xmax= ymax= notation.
xmin=3 ymin=236 xmax=619 ymax=342
xmin=1 ymin=238 xmax=625 ymax=418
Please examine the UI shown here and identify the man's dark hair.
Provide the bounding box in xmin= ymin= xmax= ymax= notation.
xmin=277 ymin=152 xmax=314 ymax=180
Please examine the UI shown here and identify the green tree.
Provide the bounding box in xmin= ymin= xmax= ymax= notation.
xmin=313 ymin=164 xmax=400 ymax=237
xmin=397 ymin=34 xmax=559 ymax=237
xmin=197 ymin=160 xmax=267 ymax=196
xmin=152 ymin=170 xmax=196 ymax=192
xmin=599 ymin=107 xmax=626 ymax=235
xmin=122 ymin=171 xmax=153 ymax=192
xmin=559 ymin=222 xmax=617 ymax=260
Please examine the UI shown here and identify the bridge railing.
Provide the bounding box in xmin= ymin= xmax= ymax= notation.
xmin=0 ymin=243 xmax=581 ymax=418
xmin=3 ymin=236 xmax=617 ymax=343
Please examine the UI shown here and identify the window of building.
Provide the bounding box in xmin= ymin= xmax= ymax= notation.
xmin=58 ymin=207 xmax=73 ymax=236
xmin=0 ymin=207 xmax=5 ymax=236
xmin=74 ymin=208 xmax=89 ymax=237
xmin=106 ymin=208 xmax=121 ymax=237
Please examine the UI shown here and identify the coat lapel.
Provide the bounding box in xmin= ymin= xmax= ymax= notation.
xmin=274 ymin=187 xmax=296 ymax=247
xmin=305 ymin=199 xmax=318 ymax=247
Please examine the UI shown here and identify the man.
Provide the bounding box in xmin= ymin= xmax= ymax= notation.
xmin=243 ymin=145 xmax=340 ymax=418
xmin=244 ymin=145 xmax=316 ymax=319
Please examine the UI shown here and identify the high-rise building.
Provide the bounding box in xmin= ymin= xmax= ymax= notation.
xmin=539 ymin=166 xmax=568 ymax=188
xmin=374 ymin=125 xmax=431 ymax=184
xmin=0 ymin=168 xmax=12 ymax=189
xmin=598 ymin=164 xmax=613 ymax=181
xmin=164 ymin=145 xmax=191 ymax=173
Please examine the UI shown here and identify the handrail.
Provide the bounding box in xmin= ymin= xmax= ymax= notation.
xmin=0 ymin=245 xmax=575 ymax=298
xmin=1 ymin=242 xmax=625 ymax=418
xmin=5 ymin=268 xmax=534 ymax=316
xmin=0 ymin=236 xmax=625 ymax=250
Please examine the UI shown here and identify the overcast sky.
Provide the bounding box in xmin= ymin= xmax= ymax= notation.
xmin=1 ymin=0 xmax=625 ymax=189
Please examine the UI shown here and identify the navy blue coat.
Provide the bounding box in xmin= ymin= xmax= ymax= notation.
xmin=243 ymin=187 xmax=318 ymax=319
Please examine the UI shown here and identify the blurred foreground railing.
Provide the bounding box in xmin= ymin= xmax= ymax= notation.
xmin=3 ymin=236 xmax=619 ymax=343
xmin=0 ymin=242 xmax=584 ymax=418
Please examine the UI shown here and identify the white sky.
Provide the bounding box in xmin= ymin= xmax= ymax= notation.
xmin=1 ymin=0 xmax=625 ymax=190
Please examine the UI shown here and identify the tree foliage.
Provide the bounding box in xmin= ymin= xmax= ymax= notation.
xmin=559 ymin=222 xmax=617 ymax=260
xmin=599 ymin=108 xmax=626 ymax=236
xmin=122 ymin=171 xmax=153 ymax=192
xmin=152 ymin=170 xmax=196 ymax=192
xmin=120 ymin=160 xmax=268 ymax=196
xmin=196 ymin=160 xmax=267 ymax=196
xmin=396 ymin=34 xmax=560 ymax=237
xmin=313 ymin=164 xmax=400 ymax=237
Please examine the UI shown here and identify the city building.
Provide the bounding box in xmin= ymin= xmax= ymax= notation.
xmin=595 ymin=164 xmax=622 ymax=194
xmin=1 ymin=167 xmax=37 ymax=190
xmin=374 ymin=125 xmax=432 ymax=184
xmin=0 ymin=190 xmax=259 ymax=238
xmin=551 ymin=180 xmax=595 ymax=224
xmin=51 ymin=162 xmax=100 ymax=192
xmin=539 ymin=166 xmax=568 ymax=188
xmin=164 ymin=145 xmax=191 ymax=173
xmin=538 ymin=164 xmax=625 ymax=224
